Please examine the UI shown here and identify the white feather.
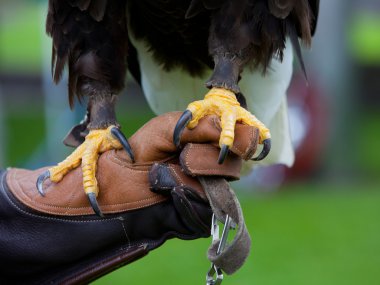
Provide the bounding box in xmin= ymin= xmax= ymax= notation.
xmin=130 ymin=33 xmax=295 ymax=167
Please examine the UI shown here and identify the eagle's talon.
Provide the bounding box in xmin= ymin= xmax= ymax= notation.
xmin=173 ymin=110 xmax=193 ymax=149
xmin=87 ymin=192 xmax=104 ymax=217
xmin=182 ymin=87 xmax=271 ymax=163
xmin=36 ymin=170 xmax=50 ymax=196
xmin=111 ymin=127 xmax=135 ymax=163
xmin=218 ymin=145 xmax=230 ymax=165
xmin=36 ymin=125 xmax=126 ymax=215
xmin=252 ymin=139 xmax=271 ymax=161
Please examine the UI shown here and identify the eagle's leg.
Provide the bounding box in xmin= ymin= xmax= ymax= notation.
xmin=37 ymin=85 xmax=134 ymax=216
xmin=174 ymin=53 xmax=271 ymax=164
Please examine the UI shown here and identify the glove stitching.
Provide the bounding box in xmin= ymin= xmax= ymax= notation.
xmin=120 ymin=218 xmax=131 ymax=247
xmin=212 ymin=116 xmax=222 ymax=132
xmin=3 ymin=172 xmax=122 ymax=223
xmin=184 ymin=145 xmax=238 ymax=174
xmin=173 ymin=189 xmax=202 ymax=230
xmin=10 ymin=170 xmax=166 ymax=213
xmin=231 ymin=145 xmax=244 ymax=157
xmin=110 ymin=151 xmax=177 ymax=169
xmin=204 ymin=116 xmax=253 ymax=158
xmin=64 ymin=189 xmax=79 ymax=215
xmin=150 ymin=186 xmax=173 ymax=190
xmin=109 ymin=155 xmax=150 ymax=171
xmin=168 ymin=165 xmax=183 ymax=186
xmin=242 ymin=127 xmax=255 ymax=160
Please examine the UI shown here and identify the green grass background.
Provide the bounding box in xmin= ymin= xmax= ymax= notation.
xmin=94 ymin=187 xmax=380 ymax=285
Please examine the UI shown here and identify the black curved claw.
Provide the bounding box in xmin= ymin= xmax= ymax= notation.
xmin=252 ymin=139 xmax=271 ymax=161
xmin=36 ymin=170 xmax=50 ymax=196
xmin=87 ymin=192 xmax=104 ymax=218
xmin=111 ymin=127 xmax=135 ymax=163
xmin=218 ymin=145 xmax=230 ymax=165
xmin=173 ymin=110 xmax=193 ymax=148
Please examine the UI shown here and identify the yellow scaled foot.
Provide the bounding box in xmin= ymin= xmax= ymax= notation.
xmin=188 ymin=87 xmax=270 ymax=146
xmin=37 ymin=125 xmax=134 ymax=216
xmin=174 ymin=87 xmax=271 ymax=163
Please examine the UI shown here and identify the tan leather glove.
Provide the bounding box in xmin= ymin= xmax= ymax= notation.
xmin=0 ymin=112 xmax=259 ymax=284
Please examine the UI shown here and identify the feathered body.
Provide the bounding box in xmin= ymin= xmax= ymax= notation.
xmin=46 ymin=0 xmax=319 ymax=165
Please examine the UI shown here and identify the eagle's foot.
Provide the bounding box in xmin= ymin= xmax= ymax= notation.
xmin=174 ymin=87 xmax=271 ymax=164
xmin=36 ymin=126 xmax=134 ymax=217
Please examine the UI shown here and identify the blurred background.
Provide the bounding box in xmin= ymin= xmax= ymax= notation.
xmin=1 ymin=1 xmax=379 ymax=284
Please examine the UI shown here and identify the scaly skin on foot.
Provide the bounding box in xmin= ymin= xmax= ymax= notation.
xmin=49 ymin=126 xmax=124 ymax=197
xmin=186 ymin=87 xmax=271 ymax=149
xmin=36 ymin=125 xmax=134 ymax=214
xmin=37 ymin=125 xmax=134 ymax=216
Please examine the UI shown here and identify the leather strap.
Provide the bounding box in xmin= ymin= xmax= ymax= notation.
xmin=198 ymin=177 xmax=251 ymax=275
xmin=180 ymin=144 xmax=242 ymax=180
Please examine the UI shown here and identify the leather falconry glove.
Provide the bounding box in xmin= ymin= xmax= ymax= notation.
xmin=0 ymin=112 xmax=259 ymax=285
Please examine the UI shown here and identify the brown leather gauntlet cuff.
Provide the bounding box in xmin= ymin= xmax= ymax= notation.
xmin=0 ymin=112 xmax=260 ymax=284
xmin=0 ymin=169 xmax=212 ymax=285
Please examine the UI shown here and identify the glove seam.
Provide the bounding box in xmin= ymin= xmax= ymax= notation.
xmin=241 ymin=127 xmax=256 ymax=160
xmin=2 ymin=172 xmax=123 ymax=223
xmin=110 ymin=151 xmax=177 ymax=169
xmin=210 ymin=116 xmax=256 ymax=159
xmin=182 ymin=145 xmax=240 ymax=177
xmin=109 ymin=153 xmax=150 ymax=170
xmin=168 ymin=165 xmax=184 ymax=186
xmin=8 ymin=169 xmax=168 ymax=215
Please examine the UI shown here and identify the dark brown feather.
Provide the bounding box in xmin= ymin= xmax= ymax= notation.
xmin=88 ymin=0 xmax=108 ymax=22
xmin=206 ymin=0 xmax=316 ymax=73
xmin=46 ymin=0 xmax=128 ymax=107
xmin=268 ymin=0 xmax=295 ymax=19
xmin=288 ymin=21 xmax=307 ymax=80
xmin=127 ymin=0 xmax=212 ymax=76
xmin=186 ymin=0 xmax=223 ymax=18
xmin=47 ymin=0 xmax=319 ymax=107
xmin=308 ymin=0 xmax=319 ymax=36
xmin=185 ymin=0 xmax=204 ymax=19
xmin=128 ymin=0 xmax=317 ymax=76
xmin=68 ymin=0 xmax=91 ymax=11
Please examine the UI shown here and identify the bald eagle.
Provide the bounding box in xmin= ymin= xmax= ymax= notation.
xmin=38 ymin=0 xmax=319 ymax=215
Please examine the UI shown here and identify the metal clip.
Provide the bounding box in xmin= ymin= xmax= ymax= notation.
xmin=206 ymin=264 xmax=224 ymax=285
xmin=206 ymin=214 xmax=232 ymax=285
